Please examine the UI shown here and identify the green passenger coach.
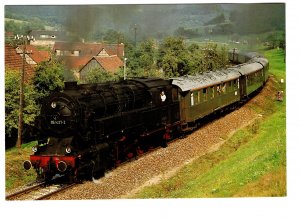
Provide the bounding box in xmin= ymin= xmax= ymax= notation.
xmin=172 ymin=69 xmax=241 ymax=130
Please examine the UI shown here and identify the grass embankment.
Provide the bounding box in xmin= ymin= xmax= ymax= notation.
xmin=132 ymin=48 xmax=286 ymax=198
xmin=5 ymin=141 xmax=37 ymax=191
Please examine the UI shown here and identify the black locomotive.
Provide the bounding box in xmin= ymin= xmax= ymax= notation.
xmin=23 ymin=49 xmax=269 ymax=182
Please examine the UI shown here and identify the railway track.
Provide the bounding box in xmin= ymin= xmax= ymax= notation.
xmin=6 ymin=181 xmax=77 ymax=200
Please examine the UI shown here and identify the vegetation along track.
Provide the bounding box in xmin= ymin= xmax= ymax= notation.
xmin=45 ymin=76 xmax=278 ymax=200
xmin=6 ymin=181 xmax=77 ymax=200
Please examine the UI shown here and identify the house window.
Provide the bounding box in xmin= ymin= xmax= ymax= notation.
xmin=72 ymin=51 xmax=80 ymax=56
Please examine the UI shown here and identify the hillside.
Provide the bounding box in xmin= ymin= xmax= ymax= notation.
xmin=129 ymin=48 xmax=286 ymax=198
xmin=5 ymin=4 xmax=285 ymax=41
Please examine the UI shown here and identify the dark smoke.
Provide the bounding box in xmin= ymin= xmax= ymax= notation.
xmin=64 ymin=5 xmax=104 ymax=40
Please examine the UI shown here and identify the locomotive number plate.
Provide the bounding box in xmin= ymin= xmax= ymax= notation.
xmin=50 ymin=120 xmax=66 ymax=125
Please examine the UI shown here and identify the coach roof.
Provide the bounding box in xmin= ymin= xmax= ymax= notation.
xmin=235 ymin=62 xmax=263 ymax=76
xmin=172 ymin=69 xmax=241 ymax=92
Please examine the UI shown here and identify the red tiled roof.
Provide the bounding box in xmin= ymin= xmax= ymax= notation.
xmin=59 ymin=56 xmax=93 ymax=70
xmin=53 ymin=42 xmax=124 ymax=58
xmin=92 ymin=56 xmax=124 ymax=73
xmin=18 ymin=44 xmax=50 ymax=64
xmin=39 ymin=50 xmax=51 ymax=61
xmin=5 ymin=43 xmax=34 ymax=82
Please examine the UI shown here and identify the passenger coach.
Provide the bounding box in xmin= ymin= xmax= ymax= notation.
xmin=172 ymin=69 xmax=241 ymax=131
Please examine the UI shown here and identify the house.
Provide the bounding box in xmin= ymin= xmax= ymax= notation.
xmin=16 ymin=44 xmax=51 ymax=66
xmin=53 ymin=41 xmax=125 ymax=79
xmin=5 ymin=32 xmax=14 ymax=41
xmin=80 ymin=55 xmax=124 ymax=80
xmin=30 ymin=30 xmax=67 ymax=48
xmin=5 ymin=43 xmax=34 ymax=83
xmin=53 ymin=41 xmax=124 ymax=58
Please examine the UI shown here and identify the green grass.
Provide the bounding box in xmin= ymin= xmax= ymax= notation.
xmin=264 ymin=49 xmax=286 ymax=80
xmin=133 ymin=111 xmax=286 ymax=198
xmin=5 ymin=141 xmax=37 ymax=191
xmin=131 ymin=48 xmax=286 ymax=198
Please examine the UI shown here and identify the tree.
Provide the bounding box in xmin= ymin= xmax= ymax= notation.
xmin=138 ymin=39 xmax=156 ymax=73
xmin=103 ymin=29 xmax=124 ymax=43
xmin=187 ymin=43 xmax=228 ymax=74
xmin=200 ymin=43 xmax=228 ymax=71
xmin=265 ymin=31 xmax=285 ymax=49
xmin=32 ymin=57 xmax=65 ymax=104
xmin=5 ymin=68 xmax=38 ymax=139
xmin=84 ymin=68 xmax=118 ymax=84
xmin=157 ymin=36 xmax=188 ymax=77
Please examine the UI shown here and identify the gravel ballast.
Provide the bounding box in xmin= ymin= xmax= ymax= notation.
xmin=49 ymin=78 xmax=276 ymax=200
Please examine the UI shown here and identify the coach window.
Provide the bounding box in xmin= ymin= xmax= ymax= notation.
xmin=233 ymin=80 xmax=237 ymax=88
xmin=217 ymin=85 xmax=221 ymax=95
xmin=228 ymin=81 xmax=232 ymax=92
xmin=222 ymin=83 xmax=226 ymax=94
xmin=190 ymin=92 xmax=194 ymax=106
xmin=198 ymin=90 xmax=201 ymax=103
xmin=194 ymin=91 xmax=199 ymax=105
xmin=211 ymin=86 xmax=214 ymax=99
xmin=203 ymin=88 xmax=207 ymax=101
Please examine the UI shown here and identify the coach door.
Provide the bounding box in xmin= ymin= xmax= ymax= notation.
xmin=239 ymin=76 xmax=247 ymax=98
xmin=178 ymin=91 xmax=188 ymax=123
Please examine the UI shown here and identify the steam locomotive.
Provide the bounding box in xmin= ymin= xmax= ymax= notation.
xmin=23 ymin=49 xmax=269 ymax=182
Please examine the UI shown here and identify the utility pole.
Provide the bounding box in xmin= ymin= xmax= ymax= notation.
xmin=15 ymin=30 xmax=33 ymax=149
xmin=123 ymin=58 xmax=127 ymax=80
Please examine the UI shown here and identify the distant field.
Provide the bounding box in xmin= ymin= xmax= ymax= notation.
xmin=5 ymin=18 xmax=28 ymax=24
xmin=5 ymin=18 xmax=55 ymax=31
xmin=131 ymin=48 xmax=286 ymax=198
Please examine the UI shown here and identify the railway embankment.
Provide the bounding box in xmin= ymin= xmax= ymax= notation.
xmin=45 ymin=49 xmax=285 ymax=199
xmin=5 ymin=48 xmax=286 ymax=199
xmin=129 ymin=48 xmax=286 ymax=198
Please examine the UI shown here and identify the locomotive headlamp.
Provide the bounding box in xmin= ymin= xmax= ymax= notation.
xmin=66 ymin=146 xmax=72 ymax=154
xmin=32 ymin=146 xmax=38 ymax=153
xmin=51 ymin=101 xmax=57 ymax=108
